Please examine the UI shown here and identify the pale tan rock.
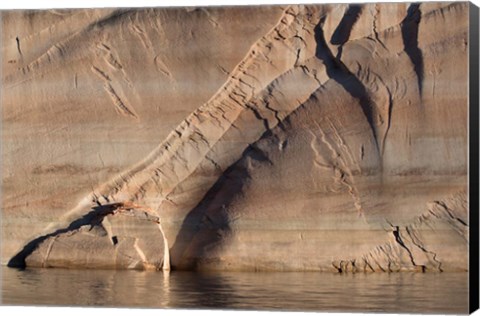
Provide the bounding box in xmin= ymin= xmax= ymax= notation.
xmin=1 ymin=2 xmax=471 ymax=271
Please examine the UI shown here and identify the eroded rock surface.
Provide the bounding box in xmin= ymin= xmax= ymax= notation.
xmin=2 ymin=2 xmax=470 ymax=271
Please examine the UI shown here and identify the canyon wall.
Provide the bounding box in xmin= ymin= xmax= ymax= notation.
xmin=2 ymin=2 xmax=470 ymax=271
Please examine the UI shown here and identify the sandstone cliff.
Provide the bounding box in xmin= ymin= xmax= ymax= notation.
xmin=2 ymin=2 xmax=470 ymax=272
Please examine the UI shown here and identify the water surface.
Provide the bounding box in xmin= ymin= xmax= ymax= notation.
xmin=1 ymin=267 xmax=469 ymax=313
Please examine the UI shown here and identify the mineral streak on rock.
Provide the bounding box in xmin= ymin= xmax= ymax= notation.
xmin=1 ymin=3 xmax=470 ymax=271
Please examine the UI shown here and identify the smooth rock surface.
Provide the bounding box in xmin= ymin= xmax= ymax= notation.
xmin=1 ymin=2 xmax=470 ymax=271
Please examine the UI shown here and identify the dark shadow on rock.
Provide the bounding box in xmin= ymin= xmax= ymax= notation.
xmin=314 ymin=17 xmax=380 ymax=155
xmin=401 ymin=4 xmax=423 ymax=96
xmin=170 ymin=139 xmax=273 ymax=270
xmin=170 ymin=13 xmax=388 ymax=270
xmin=331 ymin=5 xmax=363 ymax=48
xmin=7 ymin=203 xmax=122 ymax=269
xmin=170 ymin=5 xmax=425 ymax=269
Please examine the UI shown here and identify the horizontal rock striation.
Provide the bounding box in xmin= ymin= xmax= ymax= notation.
xmin=2 ymin=2 xmax=470 ymax=271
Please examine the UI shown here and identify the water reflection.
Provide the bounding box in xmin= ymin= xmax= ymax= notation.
xmin=1 ymin=267 xmax=468 ymax=313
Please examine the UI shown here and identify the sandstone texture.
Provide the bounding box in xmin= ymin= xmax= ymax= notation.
xmin=1 ymin=2 xmax=471 ymax=272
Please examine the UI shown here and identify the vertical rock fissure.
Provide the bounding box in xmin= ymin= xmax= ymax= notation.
xmin=401 ymin=4 xmax=424 ymax=96
xmin=15 ymin=36 xmax=22 ymax=56
xmin=405 ymin=226 xmax=443 ymax=272
xmin=381 ymin=87 xmax=393 ymax=156
xmin=388 ymin=222 xmax=419 ymax=269
xmin=330 ymin=4 xmax=364 ymax=58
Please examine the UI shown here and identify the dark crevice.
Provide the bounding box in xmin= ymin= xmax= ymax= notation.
xmin=389 ymin=224 xmax=418 ymax=268
xmin=264 ymin=100 xmax=283 ymax=127
xmin=401 ymin=4 xmax=424 ymax=96
xmin=381 ymin=88 xmax=393 ymax=156
xmin=405 ymin=226 xmax=443 ymax=272
xmin=331 ymin=5 xmax=363 ymax=46
xmin=331 ymin=5 xmax=363 ymax=60
xmin=332 ymin=261 xmax=343 ymax=273
xmin=16 ymin=36 xmax=22 ymax=56
xmin=245 ymin=103 xmax=270 ymax=131
xmin=371 ymin=256 xmax=386 ymax=272
xmin=314 ymin=18 xmax=381 ymax=155
xmin=363 ymin=257 xmax=375 ymax=272
xmin=434 ymin=201 xmax=468 ymax=226
xmin=206 ymin=156 xmax=222 ymax=171
xmin=455 ymin=217 xmax=468 ymax=227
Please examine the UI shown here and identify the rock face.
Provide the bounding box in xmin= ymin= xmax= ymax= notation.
xmin=1 ymin=2 xmax=471 ymax=271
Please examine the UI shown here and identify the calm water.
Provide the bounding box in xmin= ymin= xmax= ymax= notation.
xmin=1 ymin=267 xmax=469 ymax=313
